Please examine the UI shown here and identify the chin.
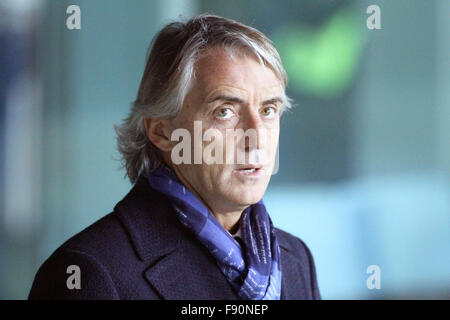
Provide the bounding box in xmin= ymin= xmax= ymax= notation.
xmin=229 ymin=185 xmax=266 ymax=206
xmin=218 ymin=170 xmax=271 ymax=205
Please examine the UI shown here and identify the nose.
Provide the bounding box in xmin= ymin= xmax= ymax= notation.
xmin=241 ymin=108 xmax=265 ymax=152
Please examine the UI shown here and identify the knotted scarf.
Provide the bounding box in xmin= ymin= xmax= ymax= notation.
xmin=146 ymin=164 xmax=282 ymax=299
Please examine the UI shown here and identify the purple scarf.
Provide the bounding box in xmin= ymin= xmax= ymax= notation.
xmin=146 ymin=164 xmax=282 ymax=299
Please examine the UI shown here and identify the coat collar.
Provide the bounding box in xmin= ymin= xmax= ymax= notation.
xmin=113 ymin=175 xmax=183 ymax=262
xmin=113 ymin=175 xmax=306 ymax=299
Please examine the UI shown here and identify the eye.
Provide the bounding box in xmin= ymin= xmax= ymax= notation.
xmin=214 ymin=106 xmax=235 ymax=120
xmin=261 ymin=105 xmax=277 ymax=118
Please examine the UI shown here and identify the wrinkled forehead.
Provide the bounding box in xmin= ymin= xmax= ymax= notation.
xmin=192 ymin=46 xmax=284 ymax=98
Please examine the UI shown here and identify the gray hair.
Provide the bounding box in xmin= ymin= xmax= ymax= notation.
xmin=115 ymin=14 xmax=292 ymax=184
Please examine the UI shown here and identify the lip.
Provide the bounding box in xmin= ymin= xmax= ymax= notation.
xmin=235 ymin=163 xmax=263 ymax=170
xmin=232 ymin=165 xmax=265 ymax=178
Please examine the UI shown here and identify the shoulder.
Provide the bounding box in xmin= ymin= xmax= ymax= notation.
xmin=274 ymin=227 xmax=315 ymax=261
xmin=28 ymin=213 xmax=130 ymax=300
xmin=28 ymin=177 xmax=180 ymax=300
xmin=274 ymin=227 xmax=321 ymax=299
xmin=58 ymin=212 xmax=129 ymax=257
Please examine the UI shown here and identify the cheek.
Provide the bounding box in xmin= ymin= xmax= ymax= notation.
xmin=205 ymin=129 xmax=236 ymax=164
xmin=265 ymin=127 xmax=279 ymax=151
xmin=270 ymin=134 xmax=279 ymax=151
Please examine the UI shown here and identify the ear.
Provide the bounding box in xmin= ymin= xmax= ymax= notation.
xmin=143 ymin=118 xmax=173 ymax=152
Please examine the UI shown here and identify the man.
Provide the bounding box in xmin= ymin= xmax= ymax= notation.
xmin=29 ymin=14 xmax=320 ymax=300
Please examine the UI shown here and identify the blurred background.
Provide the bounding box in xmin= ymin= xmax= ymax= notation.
xmin=0 ymin=0 xmax=449 ymax=299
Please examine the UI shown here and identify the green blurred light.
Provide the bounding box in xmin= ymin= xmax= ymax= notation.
xmin=273 ymin=7 xmax=365 ymax=99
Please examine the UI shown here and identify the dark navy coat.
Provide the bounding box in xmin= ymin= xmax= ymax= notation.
xmin=28 ymin=175 xmax=321 ymax=300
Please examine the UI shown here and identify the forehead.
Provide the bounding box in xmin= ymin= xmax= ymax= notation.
xmin=192 ymin=47 xmax=283 ymax=97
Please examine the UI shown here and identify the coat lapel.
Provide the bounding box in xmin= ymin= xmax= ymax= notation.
xmin=143 ymin=235 xmax=239 ymax=299
xmin=114 ymin=175 xmax=306 ymax=300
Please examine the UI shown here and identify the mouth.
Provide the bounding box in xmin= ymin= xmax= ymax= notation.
xmin=233 ymin=165 xmax=264 ymax=177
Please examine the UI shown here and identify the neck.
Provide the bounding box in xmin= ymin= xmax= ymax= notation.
xmin=210 ymin=208 xmax=243 ymax=234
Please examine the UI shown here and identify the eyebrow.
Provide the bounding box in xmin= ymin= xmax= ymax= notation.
xmin=262 ymin=97 xmax=284 ymax=105
xmin=207 ymin=94 xmax=245 ymax=104
xmin=206 ymin=94 xmax=284 ymax=105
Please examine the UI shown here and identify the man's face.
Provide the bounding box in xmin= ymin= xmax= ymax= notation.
xmin=168 ymin=46 xmax=282 ymax=213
